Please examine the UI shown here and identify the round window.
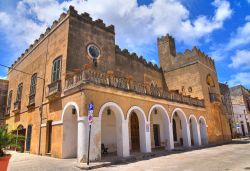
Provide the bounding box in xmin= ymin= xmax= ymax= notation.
xmin=87 ymin=44 xmax=100 ymax=59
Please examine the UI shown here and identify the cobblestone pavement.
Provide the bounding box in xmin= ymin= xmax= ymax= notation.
xmin=8 ymin=139 xmax=250 ymax=171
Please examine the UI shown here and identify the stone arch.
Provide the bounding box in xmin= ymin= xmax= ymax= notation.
xmin=148 ymin=104 xmax=173 ymax=150
xmin=199 ymin=116 xmax=208 ymax=145
xmin=62 ymin=102 xmax=79 ymax=158
xmin=189 ymin=115 xmax=201 ymax=146
xmin=99 ymin=102 xmax=128 ymax=157
xmin=127 ymin=106 xmax=150 ymax=153
xmin=171 ymin=108 xmax=191 ymax=148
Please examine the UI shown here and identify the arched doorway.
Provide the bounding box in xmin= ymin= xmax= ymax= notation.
xmin=16 ymin=124 xmax=26 ymax=152
xmin=189 ymin=115 xmax=200 ymax=146
xmin=199 ymin=117 xmax=208 ymax=145
xmin=171 ymin=109 xmax=190 ymax=148
xmin=62 ymin=103 xmax=78 ymax=158
xmin=99 ymin=102 xmax=125 ymax=157
xmin=127 ymin=106 xmax=149 ymax=153
xmin=148 ymin=105 xmax=172 ymax=150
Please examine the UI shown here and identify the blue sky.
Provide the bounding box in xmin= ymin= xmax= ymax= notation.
xmin=0 ymin=0 xmax=250 ymax=88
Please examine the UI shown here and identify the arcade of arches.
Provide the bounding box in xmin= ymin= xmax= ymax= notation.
xmin=59 ymin=102 xmax=208 ymax=161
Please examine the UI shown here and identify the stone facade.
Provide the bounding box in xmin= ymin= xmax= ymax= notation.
xmin=5 ymin=6 xmax=231 ymax=162
xmin=230 ymin=85 xmax=250 ymax=137
xmin=219 ymin=83 xmax=234 ymax=137
xmin=0 ymin=79 xmax=8 ymax=126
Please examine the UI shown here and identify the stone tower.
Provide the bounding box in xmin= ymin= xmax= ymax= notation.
xmin=157 ymin=34 xmax=176 ymax=70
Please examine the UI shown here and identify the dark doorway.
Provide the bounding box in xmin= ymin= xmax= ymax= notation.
xmin=17 ymin=125 xmax=26 ymax=152
xmin=46 ymin=121 xmax=52 ymax=153
xmin=173 ymin=119 xmax=177 ymax=141
xmin=153 ymin=124 xmax=160 ymax=147
xmin=26 ymin=125 xmax=32 ymax=152
xmin=247 ymin=122 xmax=250 ymax=134
xmin=241 ymin=122 xmax=246 ymax=137
xmin=130 ymin=112 xmax=140 ymax=151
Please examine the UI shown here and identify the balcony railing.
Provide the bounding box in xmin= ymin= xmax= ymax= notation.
xmin=13 ymin=100 xmax=21 ymax=114
xmin=47 ymin=80 xmax=61 ymax=101
xmin=209 ymin=93 xmax=220 ymax=103
xmin=65 ymin=70 xmax=205 ymax=108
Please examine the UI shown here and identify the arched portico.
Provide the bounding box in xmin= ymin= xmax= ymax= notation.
xmin=171 ymin=108 xmax=191 ymax=148
xmin=99 ymin=102 xmax=129 ymax=157
xmin=148 ymin=104 xmax=173 ymax=150
xmin=62 ymin=102 xmax=79 ymax=159
xmin=189 ymin=115 xmax=201 ymax=146
xmin=127 ymin=106 xmax=151 ymax=153
xmin=199 ymin=116 xmax=208 ymax=145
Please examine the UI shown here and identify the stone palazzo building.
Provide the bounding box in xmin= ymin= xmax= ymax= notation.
xmin=0 ymin=79 xmax=8 ymax=126
xmin=5 ymin=6 xmax=231 ymax=162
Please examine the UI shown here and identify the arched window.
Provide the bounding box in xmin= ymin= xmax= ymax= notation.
xmin=52 ymin=57 xmax=61 ymax=82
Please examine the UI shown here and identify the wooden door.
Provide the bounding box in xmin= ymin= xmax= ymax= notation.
xmin=26 ymin=125 xmax=32 ymax=152
xmin=130 ymin=112 xmax=140 ymax=151
xmin=46 ymin=121 xmax=52 ymax=153
xmin=153 ymin=124 xmax=160 ymax=147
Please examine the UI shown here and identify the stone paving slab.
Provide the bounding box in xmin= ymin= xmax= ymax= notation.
xmin=7 ymin=139 xmax=250 ymax=171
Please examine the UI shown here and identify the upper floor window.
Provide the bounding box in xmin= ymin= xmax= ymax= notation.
xmin=6 ymin=90 xmax=12 ymax=113
xmin=52 ymin=57 xmax=61 ymax=82
xmin=30 ymin=73 xmax=37 ymax=96
xmin=87 ymin=44 xmax=100 ymax=59
xmin=16 ymin=83 xmax=23 ymax=102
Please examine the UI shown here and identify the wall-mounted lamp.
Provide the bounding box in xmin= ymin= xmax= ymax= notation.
xmin=72 ymin=108 xmax=76 ymax=115
xmin=107 ymin=108 xmax=111 ymax=116
xmin=154 ymin=108 xmax=157 ymax=115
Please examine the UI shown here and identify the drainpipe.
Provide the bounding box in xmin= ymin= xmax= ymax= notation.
xmin=38 ymin=36 xmax=50 ymax=155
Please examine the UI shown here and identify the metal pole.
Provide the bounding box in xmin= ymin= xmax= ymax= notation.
xmin=87 ymin=124 xmax=91 ymax=165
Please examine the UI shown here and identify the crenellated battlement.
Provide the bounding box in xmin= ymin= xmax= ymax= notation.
xmin=68 ymin=6 xmax=115 ymax=33
xmin=115 ymin=45 xmax=161 ymax=71
xmin=9 ymin=5 xmax=114 ymax=71
xmin=175 ymin=46 xmax=215 ymax=69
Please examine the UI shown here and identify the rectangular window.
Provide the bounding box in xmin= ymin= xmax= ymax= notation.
xmin=30 ymin=74 xmax=37 ymax=96
xmin=52 ymin=58 xmax=61 ymax=82
xmin=6 ymin=90 xmax=12 ymax=114
xmin=16 ymin=83 xmax=23 ymax=102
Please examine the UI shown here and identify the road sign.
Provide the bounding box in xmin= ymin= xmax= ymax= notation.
xmin=88 ymin=103 xmax=94 ymax=111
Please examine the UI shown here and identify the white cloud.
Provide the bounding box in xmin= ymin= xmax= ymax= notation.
xmin=229 ymin=50 xmax=250 ymax=69
xmin=0 ymin=76 xmax=7 ymax=80
xmin=226 ymin=22 xmax=250 ymax=50
xmin=0 ymin=0 xmax=232 ymax=54
xmin=228 ymin=72 xmax=250 ymax=87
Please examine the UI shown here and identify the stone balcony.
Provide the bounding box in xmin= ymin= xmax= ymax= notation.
xmin=47 ymin=80 xmax=61 ymax=101
xmin=64 ymin=70 xmax=205 ymax=108
xmin=209 ymin=93 xmax=220 ymax=104
xmin=13 ymin=100 xmax=21 ymax=114
xmin=27 ymin=94 xmax=35 ymax=109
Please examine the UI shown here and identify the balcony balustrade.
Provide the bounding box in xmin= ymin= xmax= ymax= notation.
xmin=47 ymin=80 xmax=61 ymax=101
xmin=13 ymin=100 xmax=21 ymax=114
xmin=209 ymin=93 xmax=220 ymax=104
xmin=65 ymin=70 xmax=205 ymax=108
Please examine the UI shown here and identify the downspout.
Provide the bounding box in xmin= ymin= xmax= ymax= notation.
xmin=38 ymin=35 xmax=50 ymax=155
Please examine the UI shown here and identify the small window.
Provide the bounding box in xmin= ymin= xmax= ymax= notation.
xmin=30 ymin=73 xmax=37 ymax=96
xmin=16 ymin=83 xmax=23 ymax=102
xmin=7 ymin=90 xmax=13 ymax=113
xmin=87 ymin=44 xmax=100 ymax=59
xmin=52 ymin=57 xmax=61 ymax=82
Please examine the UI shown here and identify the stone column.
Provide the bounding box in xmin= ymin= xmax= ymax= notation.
xmin=77 ymin=117 xmax=88 ymax=162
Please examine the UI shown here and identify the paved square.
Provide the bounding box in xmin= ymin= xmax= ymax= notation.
xmin=8 ymin=139 xmax=250 ymax=171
